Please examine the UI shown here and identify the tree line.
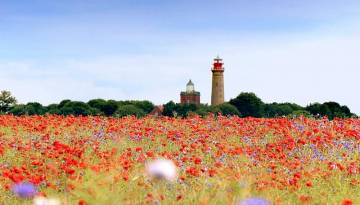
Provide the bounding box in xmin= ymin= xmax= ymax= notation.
xmin=0 ymin=90 xmax=357 ymax=119
xmin=160 ymin=92 xmax=356 ymax=119
xmin=228 ymin=92 xmax=356 ymax=119
xmin=0 ymin=91 xmax=153 ymax=117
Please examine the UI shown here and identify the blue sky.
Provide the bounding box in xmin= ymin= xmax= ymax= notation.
xmin=1 ymin=0 xmax=360 ymax=114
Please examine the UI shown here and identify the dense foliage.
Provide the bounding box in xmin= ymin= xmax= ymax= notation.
xmin=162 ymin=92 xmax=356 ymax=119
xmin=0 ymin=115 xmax=358 ymax=204
xmin=229 ymin=92 xmax=264 ymax=117
xmin=7 ymin=97 xmax=154 ymax=117
xmin=0 ymin=90 xmax=357 ymax=119
xmin=229 ymin=92 xmax=356 ymax=119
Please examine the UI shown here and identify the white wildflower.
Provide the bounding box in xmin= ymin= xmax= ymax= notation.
xmin=146 ymin=159 xmax=177 ymax=182
xmin=33 ymin=196 xmax=60 ymax=205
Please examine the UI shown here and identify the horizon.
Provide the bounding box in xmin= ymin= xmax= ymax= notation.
xmin=1 ymin=0 xmax=359 ymax=115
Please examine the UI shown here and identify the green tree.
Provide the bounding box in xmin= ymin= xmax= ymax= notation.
xmin=263 ymin=103 xmax=303 ymax=117
xmin=229 ymin=92 xmax=264 ymax=117
xmin=208 ymin=105 xmax=221 ymax=115
xmin=58 ymin=100 xmax=71 ymax=109
xmin=9 ymin=102 xmax=48 ymax=116
xmin=324 ymin=102 xmax=352 ymax=118
xmin=60 ymin=101 xmax=100 ymax=116
xmin=263 ymin=104 xmax=276 ymax=117
xmin=216 ymin=103 xmax=241 ymax=116
xmin=195 ymin=107 xmax=210 ymax=117
xmin=177 ymin=103 xmax=197 ymax=117
xmin=290 ymin=110 xmax=312 ymax=118
xmin=340 ymin=105 xmax=351 ymax=117
xmin=104 ymin=100 xmax=119 ymax=116
xmin=163 ymin=101 xmax=177 ymax=117
xmin=9 ymin=104 xmax=26 ymax=116
xmin=24 ymin=102 xmax=46 ymax=115
xmin=88 ymin=99 xmax=107 ymax=109
xmin=194 ymin=104 xmax=213 ymax=117
xmin=277 ymin=104 xmax=296 ymax=116
xmin=117 ymin=100 xmax=155 ymax=114
xmin=163 ymin=101 xmax=200 ymax=117
xmin=46 ymin=104 xmax=61 ymax=115
xmin=88 ymin=99 xmax=118 ymax=116
xmin=306 ymin=103 xmax=332 ymax=119
xmin=133 ymin=101 xmax=155 ymax=114
xmin=305 ymin=102 xmax=354 ymax=119
xmin=114 ymin=105 xmax=145 ymax=118
xmin=0 ymin=90 xmax=17 ymax=113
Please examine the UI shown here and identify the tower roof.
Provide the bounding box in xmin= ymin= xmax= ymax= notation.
xmin=214 ymin=55 xmax=222 ymax=61
xmin=187 ymin=79 xmax=194 ymax=86
xmin=212 ymin=55 xmax=224 ymax=71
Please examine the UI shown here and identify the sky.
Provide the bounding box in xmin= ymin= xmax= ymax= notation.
xmin=0 ymin=0 xmax=360 ymax=114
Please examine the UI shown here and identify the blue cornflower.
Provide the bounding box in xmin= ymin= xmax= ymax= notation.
xmin=237 ymin=197 xmax=270 ymax=205
xmin=12 ymin=182 xmax=37 ymax=198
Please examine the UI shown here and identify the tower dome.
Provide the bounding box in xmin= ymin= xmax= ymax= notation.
xmin=186 ymin=79 xmax=195 ymax=93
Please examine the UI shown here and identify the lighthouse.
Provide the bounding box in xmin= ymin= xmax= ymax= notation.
xmin=211 ymin=56 xmax=225 ymax=106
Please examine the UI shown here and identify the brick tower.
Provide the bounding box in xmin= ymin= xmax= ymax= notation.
xmin=211 ymin=56 xmax=224 ymax=106
xmin=180 ymin=80 xmax=200 ymax=105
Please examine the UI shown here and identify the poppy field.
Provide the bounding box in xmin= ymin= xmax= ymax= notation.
xmin=0 ymin=115 xmax=359 ymax=205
